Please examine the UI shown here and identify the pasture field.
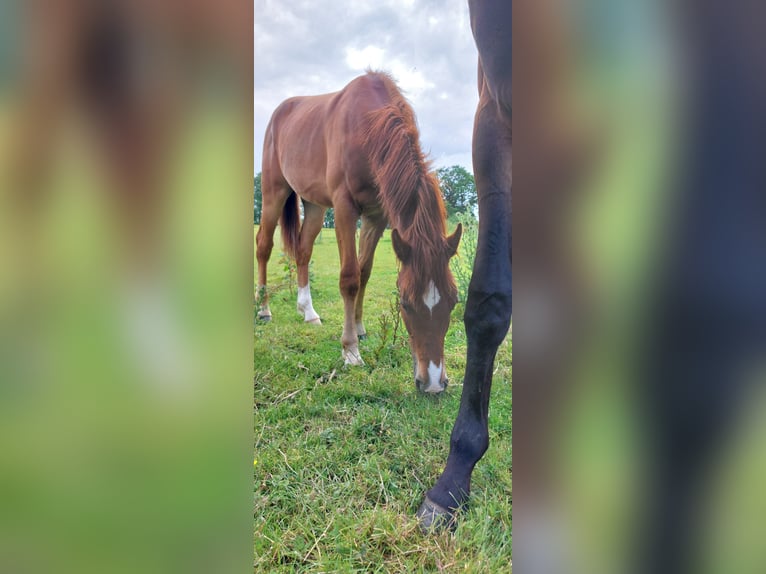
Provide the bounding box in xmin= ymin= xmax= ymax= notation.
xmin=254 ymin=225 xmax=512 ymax=573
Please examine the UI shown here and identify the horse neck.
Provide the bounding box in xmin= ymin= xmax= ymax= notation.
xmin=362 ymin=98 xmax=446 ymax=243
xmin=361 ymin=96 xmax=448 ymax=279
xmin=384 ymin=178 xmax=444 ymax=242
xmin=385 ymin=177 xmax=452 ymax=300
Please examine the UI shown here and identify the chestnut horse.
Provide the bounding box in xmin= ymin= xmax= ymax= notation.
xmin=256 ymin=72 xmax=462 ymax=393
xmin=417 ymin=0 xmax=512 ymax=527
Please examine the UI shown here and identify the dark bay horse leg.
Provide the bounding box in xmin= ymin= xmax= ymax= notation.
xmin=333 ymin=193 xmax=364 ymax=365
xmin=295 ymin=201 xmax=326 ymax=324
xmin=635 ymin=3 xmax=766 ymax=569
xmin=418 ymin=84 xmax=512 ymax=528
xmin=354 ymin=214 xmax=387 ymax=339
xmin=638 ymin=313 xmax=756 ymax=574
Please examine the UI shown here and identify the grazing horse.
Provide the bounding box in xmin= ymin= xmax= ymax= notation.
xmin=256 ymin=72 xmax=462 ymax=393
xmin=417 ymin=0 xmax=512 ymax=527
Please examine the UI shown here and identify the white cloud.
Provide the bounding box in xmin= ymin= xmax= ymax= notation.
xmin=345 ymin=45 xmax=386 ymax=70
xmin=389 ymin=60 xmax=434 ymax=101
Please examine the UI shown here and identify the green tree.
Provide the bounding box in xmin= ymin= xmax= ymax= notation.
xmin=323 ymin=208 xmax=335 ymax=228
xmin=254 ymin=173 xmax=262 ymax=224
xmin=436 ymin=165 xmax=477 ymax=219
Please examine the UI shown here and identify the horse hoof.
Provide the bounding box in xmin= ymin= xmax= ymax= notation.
xmin=306 ymin=317 xmax=322 ymax=325
xmin=358 ymin=333 xmax=367 ymax=341
xmin=257 ymin=314 xmax=272 ymax=322
xmin=342 ymin=349 xmax=365 ymax=366
xmin=416 ymin=496 xmax=457 ymax=532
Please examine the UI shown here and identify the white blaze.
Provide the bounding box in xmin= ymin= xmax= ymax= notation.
xmin=423 ymin=360 xmax=444 ymax=393
xmin=423 ymin=280 xmax=441 ymax=313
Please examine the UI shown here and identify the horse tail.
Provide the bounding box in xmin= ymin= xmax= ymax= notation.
xmin=280 ymin=191 xmax=300 ymax=260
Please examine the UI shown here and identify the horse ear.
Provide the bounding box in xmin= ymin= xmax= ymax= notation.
xmin=391 ymin=228 xmax=412 ymax=263
xmin=445 ymin=223 xmax=462 ymax=258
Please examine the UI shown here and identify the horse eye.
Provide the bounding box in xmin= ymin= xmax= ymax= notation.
xmin=401 ymin=301 xmax=413 ymax=313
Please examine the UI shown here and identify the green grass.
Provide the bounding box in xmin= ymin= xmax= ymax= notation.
xmin=254 ymin=225 xmax=512 ymax=573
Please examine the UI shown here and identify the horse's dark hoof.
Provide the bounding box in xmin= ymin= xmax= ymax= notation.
xmin=358 ymin=333 xmax=367 ymax=341
xmin=416 ymin=496 xmax=457 ymax=532
xmin=257 ymin=314 xmax=272 ymax=322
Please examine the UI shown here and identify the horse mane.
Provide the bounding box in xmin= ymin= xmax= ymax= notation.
xmin=361 ymin=72 xmax=456 ymax=304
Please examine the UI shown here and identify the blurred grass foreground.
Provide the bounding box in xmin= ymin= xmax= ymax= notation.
xmin=0 ymin=2 xmax=253 ymax=573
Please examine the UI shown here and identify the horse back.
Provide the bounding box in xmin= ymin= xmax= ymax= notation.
xmin=263 ymin=94 xmax=334 ymax=203
xmin=264 ymin=73 xmax=399 ymax=205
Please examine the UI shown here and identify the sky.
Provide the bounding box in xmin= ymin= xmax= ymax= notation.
xmin=254 ymin=0 xmax=478 ymax=175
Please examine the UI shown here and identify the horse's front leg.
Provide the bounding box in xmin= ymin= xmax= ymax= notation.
xmin=334 ymin=199 xmax=364 ymax=365
xmin=418 ymin=82 xmax=512 ymax=529
xmin=417 ymin=211 xmax=511 ymax=528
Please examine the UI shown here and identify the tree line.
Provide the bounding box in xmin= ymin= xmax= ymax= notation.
xmin=254 ymin=166 xmax=477 ymax=228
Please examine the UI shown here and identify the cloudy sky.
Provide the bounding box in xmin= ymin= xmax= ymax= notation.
xmin=254 ymin=0 xmax=478 ymax=175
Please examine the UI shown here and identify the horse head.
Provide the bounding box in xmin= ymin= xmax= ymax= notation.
xmin=392 ymin=223 xmax=462 ymax=393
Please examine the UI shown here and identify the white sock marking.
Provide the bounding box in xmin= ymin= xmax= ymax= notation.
xmin=297 ymin=284 xmax=320 ymax=322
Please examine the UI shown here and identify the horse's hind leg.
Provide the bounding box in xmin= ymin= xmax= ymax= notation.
xmin=256 ymin=182 xmax=290 ymax=321
xmin=355 ymin=214 xmax=387 ymax=339
xmin=255 ymin=224 xmax=275 ymax=321
xmin=295 ymin=201 xmax=326 ymax=324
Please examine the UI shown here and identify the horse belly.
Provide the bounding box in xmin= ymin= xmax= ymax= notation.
xmin=277 ymin=131 xmax=332 ymax=206
xmin=295 ymin=180 xmax=334 ymax=209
